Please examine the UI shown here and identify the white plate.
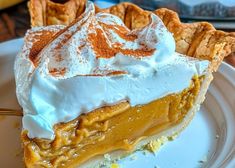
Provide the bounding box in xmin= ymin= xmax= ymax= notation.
xmin=0 ymin=39 xmax=234 ymax=168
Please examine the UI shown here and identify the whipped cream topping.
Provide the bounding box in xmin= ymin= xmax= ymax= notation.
xmin=15 ymin=1 xmax=209 ymax=139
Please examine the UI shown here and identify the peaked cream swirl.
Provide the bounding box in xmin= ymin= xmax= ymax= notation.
xmin=15 ymin=1 xmax=209 ymax=139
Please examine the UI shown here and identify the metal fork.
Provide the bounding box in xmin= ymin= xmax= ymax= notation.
xmin=0 ymin=108 xmax=23 ymax=116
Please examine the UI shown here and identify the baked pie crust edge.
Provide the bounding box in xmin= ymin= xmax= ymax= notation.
xmin=23 ymin=1 xmax=235 ymax=167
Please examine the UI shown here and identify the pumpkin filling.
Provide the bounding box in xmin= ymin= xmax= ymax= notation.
xmin=22 ymin=76 xmax=202 ymax=168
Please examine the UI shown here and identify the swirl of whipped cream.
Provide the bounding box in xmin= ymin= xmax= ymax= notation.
xmin=15 ymin=1 xmax=209 ymax=139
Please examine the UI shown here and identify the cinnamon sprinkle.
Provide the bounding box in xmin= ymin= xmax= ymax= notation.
xmin=106 ymin=70 xmax=127 ymax=76
xmin=101 ymin=22 xmax=137 ymax=41
xmin=55 ymin=33 xmax=72 ymax=50
xmin=49 ymin=67 xmax=66 ymax=76
xmin=78 ymin=43 xmax=86 ymax=50
xmin=28 ymin=30 xmax=55 ymax=66
xmin=88 ymin=28 xmax=155 ymax=59
xmin=113 ymin=43 xmax=123 ymax=48
xmin=55 ymin=53 xmax=64 ymax=62
xmin=52 ymin=14 xmax=89 ymax=50
xmin=81 ymin=70 xmax=127 ymax=76
xmin=27 ymin=11 xmax=88 ymax=67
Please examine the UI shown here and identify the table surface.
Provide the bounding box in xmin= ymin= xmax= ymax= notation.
xmin=0 ymin=2 xmax=29 ymax=42
xmin=0 ymin=1 xmax=234 ymax=66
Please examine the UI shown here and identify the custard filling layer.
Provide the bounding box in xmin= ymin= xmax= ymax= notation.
xmin=22 ymin=76 xmax=201 ymax=168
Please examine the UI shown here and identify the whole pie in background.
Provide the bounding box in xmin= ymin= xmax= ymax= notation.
xmin=13 ymin=0 xmax=235 ymax=167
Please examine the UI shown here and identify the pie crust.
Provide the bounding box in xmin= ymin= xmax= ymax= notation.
xmin=22 ymin=1 xmax=235 ymax=167
xmin=28 ymin=0 xmax=235 ymax=71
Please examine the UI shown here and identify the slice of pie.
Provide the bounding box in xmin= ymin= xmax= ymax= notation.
xmin=15 ymin=1 xmax=235 ymax=168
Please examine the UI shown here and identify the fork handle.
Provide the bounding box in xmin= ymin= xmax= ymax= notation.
xmin=0 ymin=108 xmax=23 ymax=116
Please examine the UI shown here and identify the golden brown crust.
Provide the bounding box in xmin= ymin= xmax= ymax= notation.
xmin=28 ymin=1 xmax=235 ymax=71
xmin=23 ymin=1 xmax=234 ymax=167
xmin=98 ymin=2 xmax=151 ymax=30
xmin=99 ymin=3 xmax=234 ymax=71
xmin=153 ymin=8 xmax=235 ymax=71
xmin=28 ymin=0 xmax=46 ymax=27
xmin=28 ymin=0 xmax=86 ymax=26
